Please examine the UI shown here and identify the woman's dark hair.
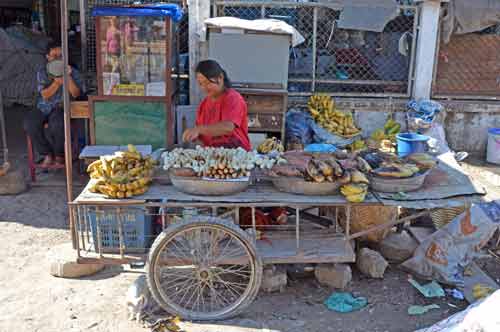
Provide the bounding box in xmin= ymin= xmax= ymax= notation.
xmin=195 ymin=60 xmax=231 ymax=89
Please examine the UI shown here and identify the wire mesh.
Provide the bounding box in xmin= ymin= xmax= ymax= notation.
xmin=213 ymin=1 xmax=417 ymax=97
xmin=433 ymin=27 xmax=500 ymax=99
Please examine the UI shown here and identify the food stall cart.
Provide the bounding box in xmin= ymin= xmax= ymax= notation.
xmin=69 ymin=151 xmax=485 ymax=321
xmin=61 ymin=1 xmax=485 ymax=324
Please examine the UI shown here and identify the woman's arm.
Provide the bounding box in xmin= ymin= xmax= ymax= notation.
xmin=183 ymin=121 xmax=234 ymax=142
xmin=199 ymin=121 xmax=234 ymax=137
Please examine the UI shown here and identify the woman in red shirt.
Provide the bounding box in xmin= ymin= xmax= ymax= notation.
xmin=182 ymin=60 xmax=251 ymax=151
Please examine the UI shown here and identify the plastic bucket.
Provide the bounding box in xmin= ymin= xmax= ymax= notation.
xmin=487 ymin=128 xmax=500 ymax=165
xmin=396 ymin=133 xmax=429 ymax=158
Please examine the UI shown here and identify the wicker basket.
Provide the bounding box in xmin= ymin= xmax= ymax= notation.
xmin=339 ymin=205 xmax=399 ymax=243
xmin=430 ymin=206 xmax=466 ymax=229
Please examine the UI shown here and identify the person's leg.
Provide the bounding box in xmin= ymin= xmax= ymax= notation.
xmin=23 ymin=109 xmax=52 ymax=164
xmin=46 ymin=109 xmax=65 ymax=164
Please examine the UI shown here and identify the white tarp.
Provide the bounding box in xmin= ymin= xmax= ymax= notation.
xmin=0 ymin=26 xmax=48 ymax=107
xmin=415 ymin=290 xmax=500 ymax=332
xmin=205 ymin=17 xmax=305 ymax=47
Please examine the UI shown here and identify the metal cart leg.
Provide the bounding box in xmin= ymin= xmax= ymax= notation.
xmin=296 ymin=207 xmax=300 ymax=250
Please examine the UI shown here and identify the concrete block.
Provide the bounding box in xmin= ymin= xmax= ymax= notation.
xmin=314 ymin=263 xmax=352 ymax=289
xmin=0 ymin=169 xmax=27 ymax=195
xmin=379 ymin=230 xmax=418 ymax=263
xmin=48 ymin=243 xmax=105 ymax=278
xmin=357 ymin=248 xmax=388 ymax=279
xmin=261 ymin=265 xmax=287 ymax=293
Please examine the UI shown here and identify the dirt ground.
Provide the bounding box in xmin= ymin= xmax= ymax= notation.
xmin=0 ymin=106 xmax=498 ymax=332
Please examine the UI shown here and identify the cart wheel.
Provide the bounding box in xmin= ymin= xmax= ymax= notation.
xmin=146 ymin=217 xmax=262 ymax=321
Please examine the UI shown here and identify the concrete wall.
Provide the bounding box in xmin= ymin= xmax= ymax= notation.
xmin=289 ymin=97 xmax=500 ymax=158
xmin=440 ymin=101 xmax=500 ymax=157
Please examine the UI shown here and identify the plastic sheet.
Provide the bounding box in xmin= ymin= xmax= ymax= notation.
xmin=324 ymin=292 xmax=368 ymax=313
xmin=92 ymin=4 xmax=183 ymax=22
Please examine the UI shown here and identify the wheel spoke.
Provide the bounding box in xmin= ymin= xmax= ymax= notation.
xmin=206 ymin=280 xmax=231 ymax=309
xmin=169 ymin=280 xmax=200 ymax=302
xmin=215 ymin=266 xmax=251 ymax=278
xmin=161 ymin=274 xmax=197 ymax=292
xmin=182 ymin=280 xmax=201 ymax=309
xmin=213 ymin=274 xmax=245 ymax=300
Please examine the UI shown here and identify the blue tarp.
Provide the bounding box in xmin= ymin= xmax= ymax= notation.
xmin=92 ymin=4 xmax=183 ymax=22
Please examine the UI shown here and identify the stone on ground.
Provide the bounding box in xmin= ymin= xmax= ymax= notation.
xmin=357 ymin=248 xmax=388 ymax=279
xmin=261 ymin=265 xmax=287 ymax=293
xmin=379 ymin=230 xmax=418 ymax=263
xmin=48 ymin=242 xmax=105 ymax=278
xmin=0 ymin=168 xmax=27 ymax=195
xmin=314 ymin=263 xmax=352 ymax=289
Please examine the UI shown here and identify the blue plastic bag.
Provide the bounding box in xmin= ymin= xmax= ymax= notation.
xmin=285 ymin=110 xmax=314 ymax=144
xmin=305 ymin=143 xmax=337 ymax=153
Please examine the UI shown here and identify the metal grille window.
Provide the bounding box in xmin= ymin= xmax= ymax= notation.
xmin=213 ymin=1 xmax=418 ymax=97
xmin=433 ymin=26 xmax=500 ymax=100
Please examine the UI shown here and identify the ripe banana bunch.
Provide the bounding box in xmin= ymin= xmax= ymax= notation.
xmin=257 ymin=137 xmax=284 ymax=154
xmin=304 ymin=157 xmax=343 ymax=183
xmin=308 ymin=94 xmax=361 ymax=137
xmin=87 ymin=144 xmax=155 ymax=198
xmin=340 ymin=183 xmax=368 ymax=203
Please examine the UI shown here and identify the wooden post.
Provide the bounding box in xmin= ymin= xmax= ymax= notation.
xmin=61 ymin=0 xmax=76 ymax=249
xmin=413 ymin=0 xmax=442 ymax=99
xmin=188 ymin=0 xmax=211 ymax=104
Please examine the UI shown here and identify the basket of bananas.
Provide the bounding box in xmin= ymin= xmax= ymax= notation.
xmin=162 ymin=147 xmax=283 ymax=196
xmin=308 ymin=94 xmax=361 ymax=138
xmin=87 ymin=144 xmax=155 ymax=199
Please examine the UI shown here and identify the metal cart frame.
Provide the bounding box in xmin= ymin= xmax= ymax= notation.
xmin=69 ymin=182 xmax=474 ymax=320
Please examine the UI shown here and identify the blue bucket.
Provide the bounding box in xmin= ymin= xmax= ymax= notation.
xmin=396 ymin=133 xmax=429 ymax=158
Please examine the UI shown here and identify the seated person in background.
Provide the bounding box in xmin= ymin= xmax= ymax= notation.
xmin=24 ymin=40 xmax=82 ymax=167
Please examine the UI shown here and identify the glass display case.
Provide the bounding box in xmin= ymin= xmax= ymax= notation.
xmin=91 ymin=4 xmax=182 ymax=147
xmin=96 ymin=15 xmax=171 ymax=96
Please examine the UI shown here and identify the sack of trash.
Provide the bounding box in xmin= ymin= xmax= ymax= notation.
xmin=401 ymin=201 xmax=500 ymax=286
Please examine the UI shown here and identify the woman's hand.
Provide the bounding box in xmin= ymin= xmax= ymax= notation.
xmin=182 ymin=127 xmax=201 ymax=142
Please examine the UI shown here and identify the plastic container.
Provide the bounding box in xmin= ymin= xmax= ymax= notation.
xmin=487 ymin=128 xmax=500 ymax=165
xmin=396 ymin=133 xmax=429 ymax=158
xmin=88 ymin=207 xmax=153 ymax=253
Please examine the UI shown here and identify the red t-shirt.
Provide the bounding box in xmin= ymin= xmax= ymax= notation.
xmin=195 ymin=88 xmax=251 ymax=151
